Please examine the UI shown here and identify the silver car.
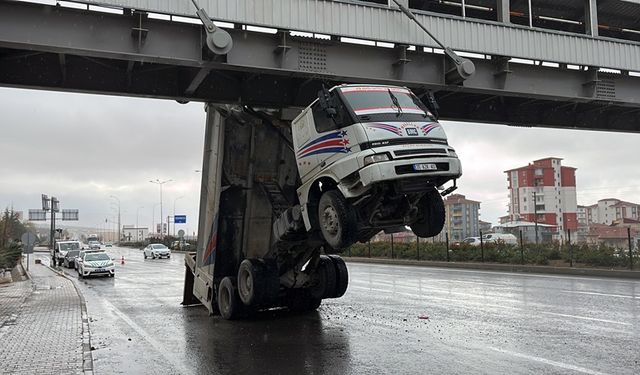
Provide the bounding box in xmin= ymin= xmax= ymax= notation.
xmin=143 ymin=244 xmax=171 ymax=259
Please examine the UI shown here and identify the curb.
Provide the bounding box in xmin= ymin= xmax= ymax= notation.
xmin=344 ymin=257 xmax=640 ymax=279
xmin=44 ymin=262 xmax=95 ymax=374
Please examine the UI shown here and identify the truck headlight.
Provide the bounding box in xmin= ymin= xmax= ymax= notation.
xmin=364 ymin=153 xmax=391 ymax=166
xmin=448 ymin=148 xmax=458 ymax=158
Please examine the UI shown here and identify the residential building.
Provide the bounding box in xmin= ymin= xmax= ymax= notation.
xmin=494 ymin=221 xmax=556 ymax=244
xmin=370 ymin=228 xmax=416 ymax=243
xmin=505 ymin=157 xmax=578 ymax=241
xmin=576 ymin=205 xmax=589 ymax=242
xmin=586 ymin=223 xmax=639 ymax=249
xmin=479 ymin=220 xmax=492 ymax=233
xmin=582 ymin=199 xmax=640 ymax=225
xmin=443 ymin=194 xmax=480 ymax=242
xmin=122 ymin=227 xmax=148 ymax=242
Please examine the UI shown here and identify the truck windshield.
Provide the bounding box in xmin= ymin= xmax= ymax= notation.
xmin=339 ymin=86 xmax=436 ymax=122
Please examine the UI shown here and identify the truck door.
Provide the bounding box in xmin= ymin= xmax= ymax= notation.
xmin=294 ymin=98 xmax=355 ymax=181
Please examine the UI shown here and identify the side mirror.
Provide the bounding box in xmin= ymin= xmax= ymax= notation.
xmin=317 ymin=88 xmax=337 ymax=117
xmin=423 ymin=90 xmax=440 ymax=120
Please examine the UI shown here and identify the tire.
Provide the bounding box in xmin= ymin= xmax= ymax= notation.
xmin=318 ymin=190 xmax=357 ymax=251
xmin=144 ymin=253 xmax=147 ymax=259
xmin=109 ymin=274 xmax=115 ymax=278
xmin=309 ymin=256 xmax=337 ymax=300
xmin=237 ymin=259 xmax=278 ymax=307
xmin=410 ymin=190 xmax=446 ymax=238
xmin=78 ymin=270 xmax=83 ymax=279
xmin=218 ymin=277 xmax=242 ymax=320
xmin=328 ymin=255 xmax=349 ymax=298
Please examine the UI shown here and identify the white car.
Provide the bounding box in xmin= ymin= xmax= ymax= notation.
xmin=52 ymin=241 xmax=82 ymax=267
xmin=460 ymin=237 xmax=482 ymax=247
xmin=482 ymin=233 xmax=518 ymax=245
xmin=292 ymin=84 xmax=461 ymax=250
xmin=77 ymin=251 xmax=115 ymax=278
xmin=143 ymin=244 xmax=171 ymax=259
xmin=88 ymin=241 xmax=101 ymax=250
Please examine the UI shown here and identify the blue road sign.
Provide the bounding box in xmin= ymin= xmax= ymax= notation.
xmin=174 ymin=215 xmax=186 ymax=224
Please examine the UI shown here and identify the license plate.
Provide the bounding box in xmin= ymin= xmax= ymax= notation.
xmin=95 ymin=269 xmax=105 ymax=272
xmin=413 ymin=163 xmax=438 ymax=171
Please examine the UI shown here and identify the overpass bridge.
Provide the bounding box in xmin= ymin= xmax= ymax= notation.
xmin=1 ymin=0 xmax=640 ymax=131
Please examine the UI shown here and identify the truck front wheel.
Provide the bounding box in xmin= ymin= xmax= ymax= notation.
xmin=318 ymin=190 xmax=357 ymax=251
xmin=410 ymin=190 xmax=445 ymax=238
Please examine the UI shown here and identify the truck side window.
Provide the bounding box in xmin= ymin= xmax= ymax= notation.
xmin=312 ymin=102 xmax=337 ymax=133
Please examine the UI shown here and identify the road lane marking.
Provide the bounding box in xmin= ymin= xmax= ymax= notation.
xmin=562 ymin=290 xmax=638 ymax=299
xmin=538 ymin=311 xmax=631 ymax=326
xmin=488 ymin=347 xmax=609 ymax=375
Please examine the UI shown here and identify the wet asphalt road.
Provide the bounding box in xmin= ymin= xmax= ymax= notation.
xmin=41 ymin=247 xmax=640 ymax=375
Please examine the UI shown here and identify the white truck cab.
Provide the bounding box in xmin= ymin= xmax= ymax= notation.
xmin=292 ymin=84 xmax=462 ymax=250
xmin=53 ymin=240 xmax=82 ymax=267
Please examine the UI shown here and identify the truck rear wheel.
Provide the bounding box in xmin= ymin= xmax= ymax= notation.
xmin=309 ymin=256 xmax=337 ymax=300
xmin=318 ymin=190 xmax=357 ymax=251
xmin=218 ymin=277 xmax=242 ymax=320
xmin=237 ymin=259 xmax=279 ymax=307
xmin=410 ymin=190 xmax=445 ymax=238
xmin=328 ymin=255 xmax=349 ymax=298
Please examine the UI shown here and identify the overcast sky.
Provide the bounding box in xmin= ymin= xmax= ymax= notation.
xmin=1 ymin=87 xmax=640 ymax=234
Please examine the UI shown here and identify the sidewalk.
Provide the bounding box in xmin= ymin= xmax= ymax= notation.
xmin=0 ymin=258 xmax=92 ymax=374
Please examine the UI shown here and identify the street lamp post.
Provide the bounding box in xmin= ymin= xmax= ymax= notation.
xmin=110 ymin=195 xmax=121 ymax=243
xmin=173 ymin=196 xmax=185 ymax=236
xmin=136 ymin=206 xmax=144 ymax=229
xmin=149 ymin=179 xmax=172 ymax=238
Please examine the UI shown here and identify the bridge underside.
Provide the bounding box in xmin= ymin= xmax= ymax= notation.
xmin=1 ymin=1 xmax=639 ymax=132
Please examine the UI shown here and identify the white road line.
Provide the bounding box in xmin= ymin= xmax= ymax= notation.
xmin=488 ymin=347 xmax=609 ymax=375
xmin=538 ymin=311 xmax=631 ymax=326
xmin=562 ymin=290 xmax=638 ymax=299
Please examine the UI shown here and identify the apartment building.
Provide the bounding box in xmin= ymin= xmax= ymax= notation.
xmin=583 ymin=199 xmax=640 ymax=225
xmin=443 ymin=194 xmax=480 ymax=242
xmin=505 ymin=157 xmax=578 ymax=241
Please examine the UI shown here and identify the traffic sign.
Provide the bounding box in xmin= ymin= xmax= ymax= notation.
xmin=174 ymin=215 xmax=186 ymax=224
xmin=178 ymin=229 xmax=185 ymax=238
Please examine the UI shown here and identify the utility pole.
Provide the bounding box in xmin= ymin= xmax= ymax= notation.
xmin=136 ymin=206 xmax=144 ymax=230
xmin=150 ymin=179 xmax=172 ymax=238
xmin=110 ymin=195 xmax=121 ymax=243
xmin=533 ymin=191 xmax=539 ymax=244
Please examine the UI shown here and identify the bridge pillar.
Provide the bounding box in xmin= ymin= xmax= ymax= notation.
xmin=496 ymin=0 xmax=510 ymax=24
xmin=584 ymin=0 xmax=599 ymax=37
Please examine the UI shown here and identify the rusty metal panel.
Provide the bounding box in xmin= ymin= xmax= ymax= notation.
xmin=51 ymin=0 xmax=640 ymax=71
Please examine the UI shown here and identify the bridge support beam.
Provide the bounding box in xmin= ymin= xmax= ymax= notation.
xmin=496 ymin=0 xmax=511 ymax=24
xmin=585 ymin=0 xmax=599 ymax=37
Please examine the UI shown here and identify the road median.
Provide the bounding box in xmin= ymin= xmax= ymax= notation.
xmin=344 ymin=257 xmax=640 ymax=279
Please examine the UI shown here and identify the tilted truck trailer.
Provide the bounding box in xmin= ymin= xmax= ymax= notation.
xmin=182 ymin=83 xmax=462 ymax=320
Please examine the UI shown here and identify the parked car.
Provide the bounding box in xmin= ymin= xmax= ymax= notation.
xmin=171 ymin=240 xmax=192 ymax=251
xmin=52 ymin=240 xmax=82 ymax=267
xmin=458 ymin=237 xmax=482 ymax=247
xmin=143 ymin=244 xmax=171 ymax=259
xmin=63 ymin=250 xmax=81 ymax=268
xmin=77 ymin=251 xmax=115 ymax=278
xmin=482 ymin=233 xmax=518 ymax=245
xmin=74 ymin=250 xmax=101 ymax=270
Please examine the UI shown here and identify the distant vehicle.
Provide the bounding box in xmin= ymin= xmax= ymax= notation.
xmin=171 ymin=240 xmax=192 ymax=251
xmin=105 ymin=242 xmax=113 ymax=248
xmin=458 ymin=237 xmax=482 ymax=247
xmin=77 ymin=251 xmax=115 ymax=278
xmin=52 ymin=240 xmax=81 ymax=267
xmin=86 ymin=234 xmax=99 ymax=243
xmin=63 ymin=250 xmax=81 ymax=268
xmin=143 ymin=244 xmax=171 ymax=259
xmin=88 ymin=241 xmax=101 ymax=250
xmin=482 ymin=233 xmax=518 ymax=245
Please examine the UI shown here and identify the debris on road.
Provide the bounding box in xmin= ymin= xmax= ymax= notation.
xmin=418 ymin=315 xmax=429 ymax=320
